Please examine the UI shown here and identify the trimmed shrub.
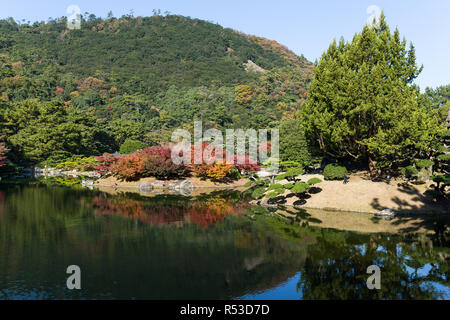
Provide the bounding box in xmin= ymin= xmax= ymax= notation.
xmin=267 ymin=183 xmax=284 ymax=191
xmin=414 ymin=159 xmax=434 ymax=169
xmin=275 ymin=166 xmax=304 ymax=181
xmin=323 ymin=164 xmax=348 ymax=180
xmin=431 ymin=175 xmax=450 ymax=186
xmin=280 ymin=161 xmax=302 ymax=170
xmin=291 ymin=182 xmax=310 ymax=194
xmin=267 ymin=190 xmax=284 ymax=199
xmin=307 ymin=177 xmax=322 ymax=185
xmin=437 ymin=154 xmax=450 ymax=162
xmin=426 ymin=175 xmax=450 ymax=201
xmin=251 ymin=187 xmax=266 ymax=199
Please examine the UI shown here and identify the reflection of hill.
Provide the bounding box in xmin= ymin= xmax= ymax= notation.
xmin=90 ymin=195 xmax=250 ymax=228
xmin=0 ymin=186 xmax=308 ymax=299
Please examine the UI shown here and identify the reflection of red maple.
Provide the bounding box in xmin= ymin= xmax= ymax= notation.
xmin=90 ymin=196 xmax=250 ymax=228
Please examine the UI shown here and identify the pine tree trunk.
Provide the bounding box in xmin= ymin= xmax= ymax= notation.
xmin=368 ymin=154 xmax=379 ymax=176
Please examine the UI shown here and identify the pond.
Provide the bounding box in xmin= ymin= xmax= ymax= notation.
xmin=0 ymin=185 xmax=448 ymax=300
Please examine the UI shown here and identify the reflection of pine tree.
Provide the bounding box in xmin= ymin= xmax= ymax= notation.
xmin=297 ymin=232 xmax=446 ymax=299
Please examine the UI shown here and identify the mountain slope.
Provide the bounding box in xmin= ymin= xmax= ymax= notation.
xmin=0 ymin=14 xmax=312 ymax=94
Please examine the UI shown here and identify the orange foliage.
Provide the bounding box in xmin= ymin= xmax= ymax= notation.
xmin=110 ymin=153 xmax=143 ymax=181
xmin=76 ymin=76 xmax=110 ymax=92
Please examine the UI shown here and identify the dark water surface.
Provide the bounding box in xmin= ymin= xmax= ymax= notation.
xmin=0 ymin=185 xmax=448 ymax=299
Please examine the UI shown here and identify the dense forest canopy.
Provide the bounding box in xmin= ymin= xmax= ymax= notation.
xmin=0 ymin=12 xmax=313 ymax=165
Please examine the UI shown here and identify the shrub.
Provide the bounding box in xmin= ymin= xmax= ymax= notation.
xmin=437 ymin=154 xmax=450 ymax=162
xmin=265 ymin=183 xmax=284 ymax=199
xmin=267 ymin=190 xmax=284 ymax=198
xmin=94 ymin=153 xmax=120 ymax=176
xmin=267 ymin=183 xmax=284 ymax=191
xmin=194 ymin=163 xmax=233 ymax=181
xmin=283 ymin=183 xmax=294 ymax=189
xmin=229 ymin=168 xmax=241 ymax=180
xmin=54 ymin=156 xmax=98 ymax=171
xmin=190 ymin=142 xmax=258 ymax=180
xmin=431 ymin=175 xmax=450 ymax=186
xmin=291 ymin=182 xmax=310 ymax=194
xmin=110 ymin=153 xmax=143 ymax=181
xmin=323 ymin=164 xmax=347 ymax=180
xmin=140 ymin=146 xmax=189 ymax=179
xmin=401 ymin=166 xmax=419 ymax=179
xmin=414 ymin=159 xmax=434 ymax=169
xmin=119 ymin=139 xmax=147 ymax=154
xmin=207 ymin=164 xmax=233 ymax=181
xmin=275 ymin=166 xmax=304 ymax=181
xmin=251 ymin=187 xmax=266 ymax=199
xmin=307 ymin=177 xmax=322 ymax=185
xmin=233 ymin=154 xmax=261 ymax=173
xmin=280 ymin=161 xmax=302 ymax=170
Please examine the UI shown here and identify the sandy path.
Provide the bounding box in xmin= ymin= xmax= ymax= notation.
xmin=285 ymin=173 xmax=449 ymax=214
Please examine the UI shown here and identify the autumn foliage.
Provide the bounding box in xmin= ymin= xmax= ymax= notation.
xmin=94 ymin=143 xmax=260 ymax=182
xmin=140 ymin=146 xmax=189 ymax=179
xmin=110 ymin=153 xmax=143 ymax=181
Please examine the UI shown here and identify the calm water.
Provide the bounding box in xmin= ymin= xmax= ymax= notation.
xmin=0 ymin=184 xmax=448 ymax=300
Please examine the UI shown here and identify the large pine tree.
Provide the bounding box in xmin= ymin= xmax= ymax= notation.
xmin=301 ymin=13 xmax=442 ymax=173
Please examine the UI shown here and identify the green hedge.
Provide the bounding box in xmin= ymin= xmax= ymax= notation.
xmin=307 ymin=177 xmax=322 ymax=185
xmin=291 ymin=182 xmax=310 ymax=194
xmin=323 ymin=164 xmax=347 ymax=181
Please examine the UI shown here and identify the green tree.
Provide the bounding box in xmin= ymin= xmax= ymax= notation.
xmin=279 ymin=119 xmax=311 ymax=166
xmin=108 ymin=119 xmax=145 ymax=147
xmin=301 ymin=13 xmax=440 ymax=173
xmin=119 ymin=138 xmax=147 ymax=154
xmin=5 ymin=100 xmax=107 ymax=162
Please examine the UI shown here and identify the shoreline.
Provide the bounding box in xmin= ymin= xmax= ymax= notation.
xmin=93 ymin=173 xmax=449 ymax=216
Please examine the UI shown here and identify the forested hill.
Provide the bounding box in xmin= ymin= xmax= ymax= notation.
xmin=0 ymin=14 xmax=312 ymax=94
xmin=0 ymin=13 xmax=313 ymax=164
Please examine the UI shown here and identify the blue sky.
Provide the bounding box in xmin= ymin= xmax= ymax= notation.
xmin=1 ymin=0 xmax=449 ymax=89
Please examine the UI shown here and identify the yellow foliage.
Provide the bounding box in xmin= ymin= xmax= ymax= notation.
xmin=235 ymin=84 xmax=254 ymax=106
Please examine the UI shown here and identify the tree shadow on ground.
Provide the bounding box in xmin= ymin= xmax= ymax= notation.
xmin=370 ymin=183 xmax=449 ymax=235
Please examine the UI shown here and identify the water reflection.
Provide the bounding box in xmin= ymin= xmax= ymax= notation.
xmin=0 ymin=185 xmax=448 ymax=300
xmin=89 ymin=192 xmax=250 ymax=227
